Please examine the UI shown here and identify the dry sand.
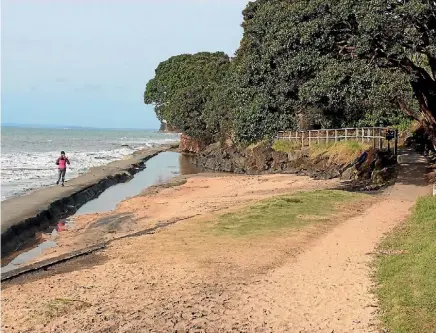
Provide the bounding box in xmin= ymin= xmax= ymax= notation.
xmin=1 ymin=171 xmax=428 ymax=333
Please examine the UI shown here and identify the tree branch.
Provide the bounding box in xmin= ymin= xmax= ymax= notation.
xmin=428 ymin=55 xmax=436 ymax=80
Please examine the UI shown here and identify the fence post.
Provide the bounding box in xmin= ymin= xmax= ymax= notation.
xmin=345 ymin=129 xmax=348 ymax=141
xmin=326 ymin=130 xmax=329 ymax=144
xmin=372 ymin=128 xmax=376 ymax=148
xmin=335 ymin=130 xmax=338 ymax=142
xmin=317 ymin=130 xmax=320 ymax=145
xmin=379 ymin=128 xmax=382 ymax=149
xmin=308 ymin=131 xmax=311 ymax=146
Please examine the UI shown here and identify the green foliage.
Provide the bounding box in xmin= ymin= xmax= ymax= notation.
xmin=145 ymin=0 xmax=436 ymax=146
xmin=202 ymin=69 xmax=238 ymax=141
xmin=376 ymin=196 xmax=436 ymax=333
xmin=144 ymin=52 xmax=231 ymax=142
xmin=392 ymin=118 xmax=414 ymax=134
xmin=345 ymin=0 xmax=436 ymax=133
xmin=232 ymin=0 xmax=427 ymax=143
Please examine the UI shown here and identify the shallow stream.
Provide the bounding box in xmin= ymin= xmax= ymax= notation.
xmin=1 ymin=152 xmax=200 ymax=273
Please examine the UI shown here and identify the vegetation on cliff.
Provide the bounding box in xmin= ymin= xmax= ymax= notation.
xmin=145 ymin=0 xmax=435 ymax=146
xmin=273 ymin=140 xmax=371 ymax=165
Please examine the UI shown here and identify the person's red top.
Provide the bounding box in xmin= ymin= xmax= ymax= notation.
xmin=57 ymin=156 xmax=70 ymax=169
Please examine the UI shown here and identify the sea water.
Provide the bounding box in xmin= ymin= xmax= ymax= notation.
xmin=1 ymin=127 xmax=179 ymax=200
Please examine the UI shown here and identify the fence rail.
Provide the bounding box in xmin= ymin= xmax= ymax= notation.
xmin=277 ymin=127 xmax=396 ymax=151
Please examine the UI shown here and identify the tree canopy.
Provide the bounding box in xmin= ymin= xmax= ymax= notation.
xmin=145 ymin=0 xmax=436 ymax=145
xmin=144 ymin=52 xmax=231 ymax=142
xmin=232 ymin=0 xmax=424 ymax=143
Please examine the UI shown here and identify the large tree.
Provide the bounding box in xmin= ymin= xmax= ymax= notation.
xmin=349 ymin=0 xmax=436 ymax=146
xmin=232 ymin=0 xmax=430 ymax=143
xmin=144 ymin=52 xmax=231 ymax=142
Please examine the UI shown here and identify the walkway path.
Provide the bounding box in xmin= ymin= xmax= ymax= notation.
xmin=203 ymin=149 xmax=432 ymax=332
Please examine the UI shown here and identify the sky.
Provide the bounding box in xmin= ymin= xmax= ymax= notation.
xmin=1 ymin=0 xmax=249 ymax=129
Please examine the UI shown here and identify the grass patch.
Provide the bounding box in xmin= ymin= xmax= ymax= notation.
xmin=272 ymin=139 xmax=371 ymax=164
xmin=272 ymin=139 xmax=301 ymax=153
xmin=41 ymin=298 xmax=92 ymax=319
xmin=376 ymin=196 xmax=436 ymax=333
xmin=309 ymin=141 xmax=371 ymax=165
xmin=212 ymin=190 xmax=366 ymax=236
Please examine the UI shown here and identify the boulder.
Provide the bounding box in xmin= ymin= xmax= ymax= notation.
xmin=271 ymin=151 xmax=289 ymax=171
xmin=341 ymin=166 xmax=357 ymax=181
xmin=371 ymin=169 xmax=388 ymax=184
xmin=245 ymin=142 xmax=274 ymax=173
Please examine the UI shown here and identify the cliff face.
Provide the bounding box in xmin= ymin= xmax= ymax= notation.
xmin=192 ymin=141 xmax=398 ymax=188
xmin=179 ymin=133 xmax=205 ymax=154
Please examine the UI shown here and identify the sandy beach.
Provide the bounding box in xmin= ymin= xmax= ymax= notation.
xmin=4 ymin=173 xmax=338 ymax=268
xmin=1 ymin=149 xmax=431 ymax=332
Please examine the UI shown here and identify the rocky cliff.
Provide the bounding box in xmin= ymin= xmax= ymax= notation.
xmin=180 ymin=133 xmax=205 ymax=154
xmin=193 ymin=141 xmax=398 ymax=186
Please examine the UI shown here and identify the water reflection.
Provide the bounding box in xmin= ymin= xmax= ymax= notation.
xmin=76 ymin=152 xmax=200 ymax=215
xmin=1 ymin=238 xmax=57 ymax=273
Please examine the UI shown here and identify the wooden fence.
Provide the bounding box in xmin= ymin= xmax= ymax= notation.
xmin=277 ymin=127 xmax=396 ymax=151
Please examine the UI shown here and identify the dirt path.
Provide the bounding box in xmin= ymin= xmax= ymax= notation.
xmin=225 ymin=198 xmax=414 ymax=332
xmin=219 ymin=150 xmax=432 ymax=332
xmin=1 ymin=152 xmax=431 ymax=333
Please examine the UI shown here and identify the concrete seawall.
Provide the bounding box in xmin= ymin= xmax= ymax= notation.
xmin=1 ymin=144 xmax=177 ymax=256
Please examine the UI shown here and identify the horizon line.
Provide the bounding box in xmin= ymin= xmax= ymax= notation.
xmin=1 ymin=123 xmax=160 ymax=131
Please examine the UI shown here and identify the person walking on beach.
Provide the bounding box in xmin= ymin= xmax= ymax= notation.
xmin=56 ymin=151 xmax=70 ymax=186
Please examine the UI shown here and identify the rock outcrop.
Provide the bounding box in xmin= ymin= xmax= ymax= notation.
xmin=180 ymin=133 xmax=205 ymax=154
xmin=194 ymin=141 xmax=345 ymax=179
xmin=193 ymin=141 xmax=398 ymax=184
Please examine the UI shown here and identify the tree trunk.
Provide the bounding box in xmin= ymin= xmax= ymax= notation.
xmin=408 ymin=63 xmax=436 ymax=150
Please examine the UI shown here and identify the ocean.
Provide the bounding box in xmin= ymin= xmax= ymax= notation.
xmin=1 ymin=127 xmax=180 ymax=201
